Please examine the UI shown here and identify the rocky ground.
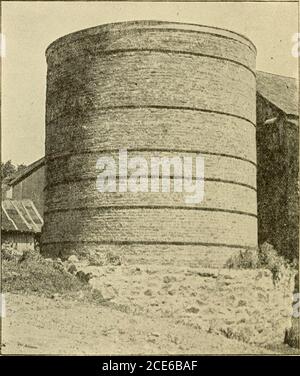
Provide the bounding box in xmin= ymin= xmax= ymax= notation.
xmin=1 ymin=248 xmax=299 ymax=355
xmin=1 ymin=293 xmax=276 ymax=355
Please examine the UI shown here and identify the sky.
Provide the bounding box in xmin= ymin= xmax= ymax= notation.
xmin=1 ymin=1 xmax=299 ymax=165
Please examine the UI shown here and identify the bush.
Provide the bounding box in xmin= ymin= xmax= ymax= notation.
xmin=258 ymin=242 xmax=289 ymax=283
xmin=225 ymin=242 xmax=291 ymax=284
xmin=2 ymin=244 xmax=90 ymax=298
xmin=225 ymin=248 xmax=259 ymax=269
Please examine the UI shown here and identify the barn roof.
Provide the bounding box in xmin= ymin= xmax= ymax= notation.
xmin=256 ymin=71 xmax=298 ymax=117
xmin=8 ymin=157 xmax=45 ymax=186
xmin=1 ymin=199 xmax=43 ymax=233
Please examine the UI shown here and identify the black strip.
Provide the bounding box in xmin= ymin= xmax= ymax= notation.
xmin=286 ymin=120 xmax=299 ymax=128
xmin=44 ymin=206 xmax=257 ymax=218
xmin=44 ymin=176 xmax=257 ymax=192
xmin=131 ymin=26 xmax=257 ymax=54
xmin=46 ymin=147 xmax=257 ymax=167
xmin=47 ymin=104 xmax=256 ymax=129
xmin=82 ymin=48 xmax=256 ymax=78
xmin=46 ymin=23 xmax=257 ymax=57
xmin=42 ymin=239 xmax=257 ymax=249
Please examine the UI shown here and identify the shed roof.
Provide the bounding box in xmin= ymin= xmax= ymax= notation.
xmin=1 ymin=199 xmax=43 ymax=233
xmin=8 ymin=157 xmax=45 ymax=186
xmin=256 ymin=71 xmax=298 ymax=116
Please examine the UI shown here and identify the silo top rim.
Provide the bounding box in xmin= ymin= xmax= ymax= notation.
xmin=46 ymin=20 xmax=257 ymax=56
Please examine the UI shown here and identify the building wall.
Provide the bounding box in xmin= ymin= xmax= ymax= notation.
xmin=12 ymin=166 xmax=45 ymax=216
xmin=256 ymin=93 xmax=299 ymax=261
xmin=2 ymin=232 xmax=35 ymax=251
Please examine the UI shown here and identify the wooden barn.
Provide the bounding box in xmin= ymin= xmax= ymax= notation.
xmin=1 ymin=199 xmax=43 ymax=251
xmin=5 ymin=157 xmax=45 ymax=216
xmin=256 ymin=71 xmax=299 ymax=261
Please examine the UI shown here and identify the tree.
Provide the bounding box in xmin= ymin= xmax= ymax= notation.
xmin=17 ymin=164 xmax=27 ymax=173
xmin=1 ymin=161 xmax=27 ymax=181
xmin=1 ymin=160 xmax=16 ymax=180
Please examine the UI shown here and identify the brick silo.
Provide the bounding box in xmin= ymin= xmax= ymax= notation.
xmin=42 ymin=21 xmax=257 ymax=267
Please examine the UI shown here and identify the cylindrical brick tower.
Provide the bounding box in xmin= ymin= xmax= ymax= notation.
xmin=42 ymin=21 xmax=257 ymax=267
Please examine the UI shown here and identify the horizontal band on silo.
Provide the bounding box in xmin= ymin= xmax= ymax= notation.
xmin=45 ymin=151 xmax=257 ymax=189
xmin=44 ymin=176 xmax=257 ymax=193
xmin=46 ymin=107 xmax=256 ymax=162
xmin=47 ymin=105 xmax=256 ymax=133
xmin=46 ymin=21 xmax=256 ymax=68
xmin=44 ymin=206 xmax=257 ymax=218
xmin=42 ymin=208 xmax=257 ymax=247
xmin=47 ymin=48 xmax=256 ymax=78
xmin=46 ymin=21 xmax=257 ymax=50
xmin=46 ymin=148 xmax=257 ymax=167
xmin=46 ymin=52 xmax=256 ymax=123
xmin=42 ymin=240 xmax=258 ymax=250
xmin=44 ymin=180 xmax=257 ymax=215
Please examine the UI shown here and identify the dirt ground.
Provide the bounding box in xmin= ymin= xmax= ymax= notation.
xmin=0 ymin=293 xmax=279 ymax=355
xmin=2 ymin=253 xmax=298 ymax=355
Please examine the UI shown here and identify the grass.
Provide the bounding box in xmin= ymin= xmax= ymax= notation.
xmin=225 ymin=242 xmax=296 ymax=285
xmin=2 ymin=246 xmax=90 ymax=298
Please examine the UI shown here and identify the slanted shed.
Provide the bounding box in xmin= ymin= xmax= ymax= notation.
xmin=257 ymin=71 xmax=298 ymax=117
xmin=1 ymin=199 xmax=43 ymax=250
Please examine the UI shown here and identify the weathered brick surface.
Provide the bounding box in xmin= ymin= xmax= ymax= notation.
xmin=46 ymin=21 xmax=256 ymax=71
xmin=46 ymin=152 xmax=256 ymax=188
xmin=46 ymin=108 xmax=256 ymax=163
xmin=42 ymin=242 xmax=242 ymax=268
xmin=42 ymin=21 xmax=257 ymax=261
xmin=45 ymin=180 xmax=257 ymax=215
xmin=43 ymin=208 xmax=257 ymax=247
xmin=46 ymin=52 xmax=256 ymax=124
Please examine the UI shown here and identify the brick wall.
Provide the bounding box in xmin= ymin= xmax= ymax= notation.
xmin=42 ymin=21 xmax=257 ymax=265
